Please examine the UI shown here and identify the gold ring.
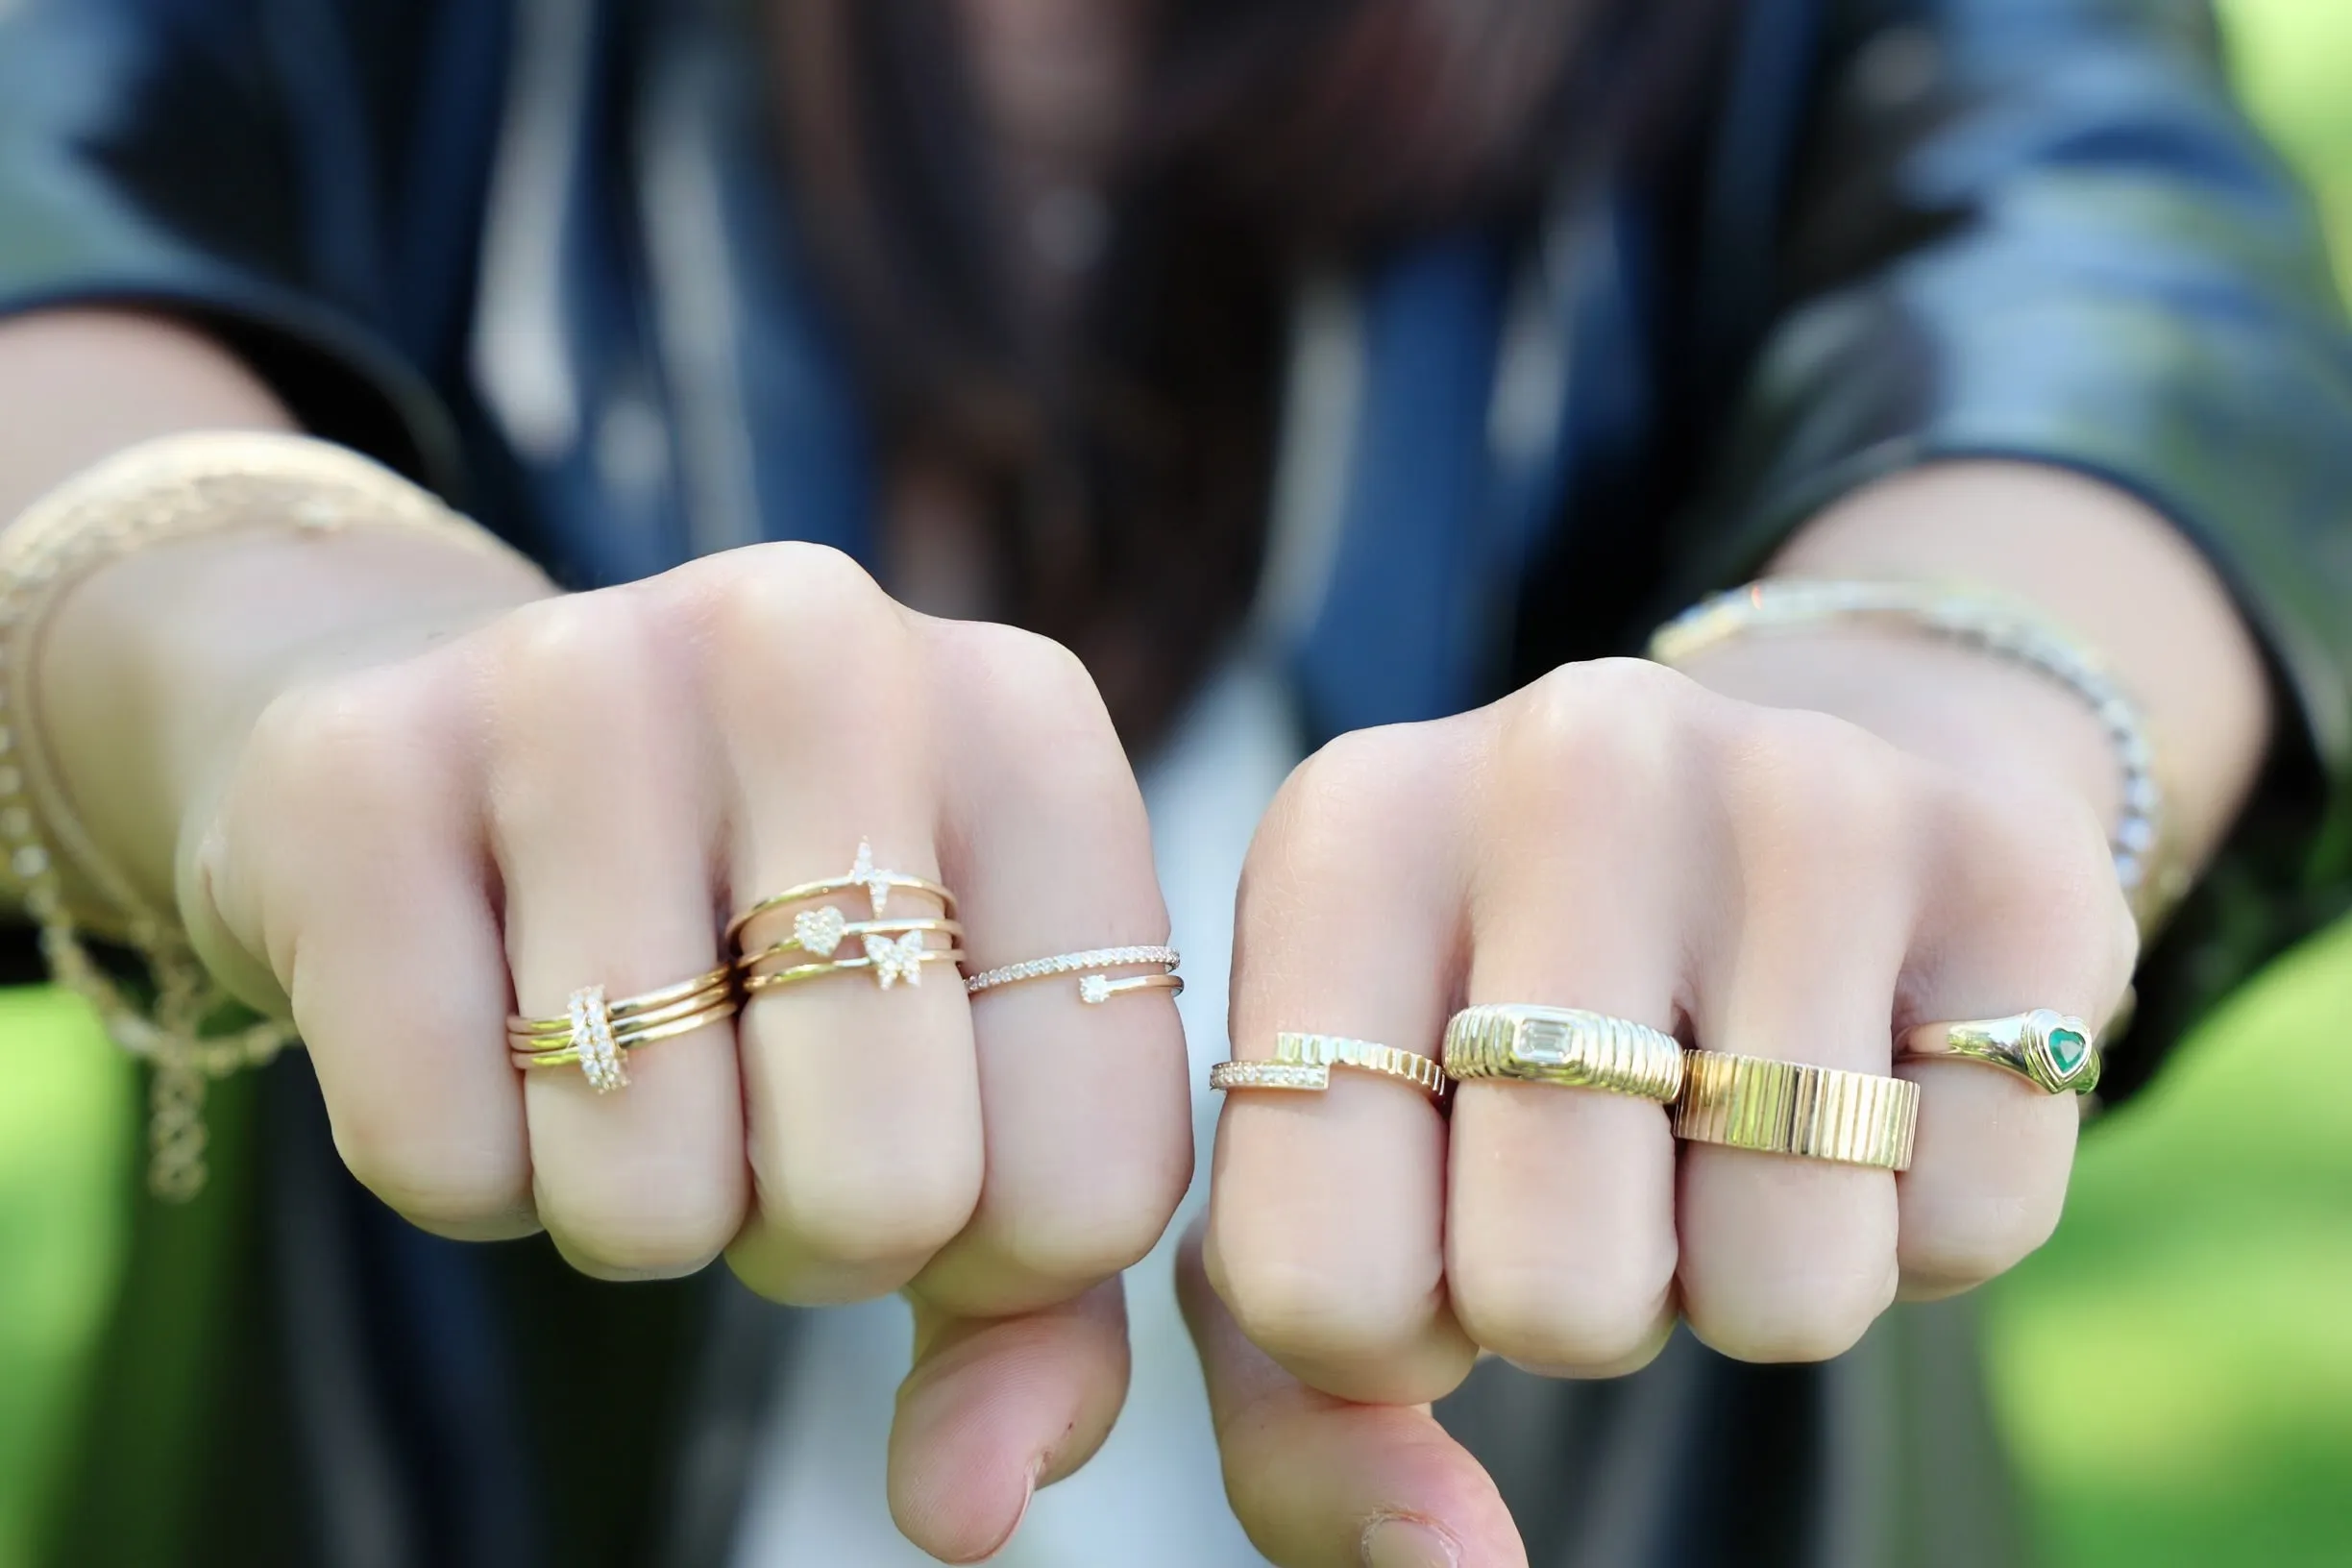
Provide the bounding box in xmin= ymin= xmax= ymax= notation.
xmin=742 ymin=932 xmax=966 ymax=993
xmin=1671 ymin=1049 xmax=1919 ymax=1169
xmin=725 ymin=839 xmax=956 ymax=944
xmin=965 ymin=945 xmax=1184 ymax=1004
xmin=740 ymin=915 xmax=966 ymax=968
xmin=1899 ymin=1008 xmax=2098 ymax=1096
xmin=506 ymin=967 xmax=739 ymax=1092
xmin=1209 ymin=1032 xmax=1446 ymax=1102
xmin=1442 ymin=1003 xmax=1684 ymax=1102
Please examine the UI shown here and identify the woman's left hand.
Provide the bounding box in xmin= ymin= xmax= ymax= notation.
xmin=1183 ymin=651 xmax=2138 ymax=1566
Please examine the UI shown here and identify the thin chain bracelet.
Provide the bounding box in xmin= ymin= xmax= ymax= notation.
xmin=1649 ymin=579 xmax=2177 ymax=924
xmin=0 ymin=432 xmax=530 ymax=1200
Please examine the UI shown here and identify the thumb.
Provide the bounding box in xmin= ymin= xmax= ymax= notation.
xmin=888 ymin=1278 xmax=1132 ymax=1562
xmin=1178 ymin=1217 xmax=1526 ymax=1568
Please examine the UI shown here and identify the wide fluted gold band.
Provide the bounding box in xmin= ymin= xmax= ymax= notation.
xmin=1671 ymin=1049 xmax=1919 ymax=1170
xmin=1209 ymin=1032 xmax=1448 ymax=1102
xmin=1442 ymin=1004 xmax=1684 ymax=1102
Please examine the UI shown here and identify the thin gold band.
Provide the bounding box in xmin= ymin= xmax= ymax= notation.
xmin=511 ymin=996 xmax=740 ymax=1069
xmin=509 ymin=983 xmax=733 ymax=1047
xmin=508 ymin=965 xmax=734 ymax=1039
xmin=725 ymin=839 xmax=956 ymax=943
xmin=1671 ymin=1049 xmax=1919 ymax=1170
xmin=739 ymin=917 xmax=965 ymax=969
xmin=743 ymin=947 xmax=968 ymax=993
xmin=1442 ymin=1003 xmax=1684 ymax=1102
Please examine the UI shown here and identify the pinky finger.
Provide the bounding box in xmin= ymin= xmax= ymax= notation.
xmin=1179 ymin=1219 xmax=1525 ymax=1568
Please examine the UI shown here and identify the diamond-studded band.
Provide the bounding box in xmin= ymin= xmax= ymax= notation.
xmin=1672 ymin=1049 xmax=1919 ymax=1170
xmin=507 ymin=968 xmax=740 ymax=1093
xmin=1899 ymin=1008 xmax=2100 ymax=1096
xmin=1441 ymin=1003 xmax=1684 ymax=1103
xmin=965 ymin=945 xmax=1183 ymax=1004
xmin=1211 ymin=1032 xmax=1447 ymax=1102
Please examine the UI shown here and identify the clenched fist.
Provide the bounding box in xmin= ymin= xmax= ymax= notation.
xmin=1188 ymin=653 xmax=2138 ymax=1566
xmin=182 ymin=542 xmax=1191 ymax=1557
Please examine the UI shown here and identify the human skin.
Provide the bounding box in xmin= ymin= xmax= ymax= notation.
xmin=2 ymin=291 xmax=2268 ymax=1568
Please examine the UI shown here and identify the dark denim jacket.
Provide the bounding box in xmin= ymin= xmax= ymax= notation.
xmin=5 ymin=1 xmax=2350 ymax=1564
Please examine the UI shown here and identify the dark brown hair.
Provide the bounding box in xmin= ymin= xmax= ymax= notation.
xmin=769 ymin=0 xmax=1724 ymax=743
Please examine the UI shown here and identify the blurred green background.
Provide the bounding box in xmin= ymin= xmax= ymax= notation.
xmin=4 ymin=3 xmax=2352 ymax=1564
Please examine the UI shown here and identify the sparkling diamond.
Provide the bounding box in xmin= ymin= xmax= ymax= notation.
xmin=796 ymin=905 xmax=847 ymax=957
xmin=866 ymin=929 xmax=925 ymax=989
xmin=1079 ymin=974 xmax=1112 ymax=1004
xmin=1512 ymin=1019 xmax=1572 ymax=1066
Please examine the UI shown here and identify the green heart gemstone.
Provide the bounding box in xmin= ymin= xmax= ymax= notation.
xmin=2046 ymin=1026 xmax=2090 ymax=1077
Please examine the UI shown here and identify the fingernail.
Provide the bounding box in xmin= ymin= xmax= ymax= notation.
xmin=1361 ymin=1516 xmax=1460 ymax=1568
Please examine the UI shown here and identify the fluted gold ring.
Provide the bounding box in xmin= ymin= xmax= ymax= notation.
xmin=1210 ymin=1032 xmax=1447 ymax=1103
xmin=1671 ymin=1049 xmax=1919 ymax=1170
xmin=1442 ymin=1003 xmax=1684 ymax=1102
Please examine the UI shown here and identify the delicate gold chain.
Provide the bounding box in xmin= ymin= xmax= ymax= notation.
xmin=0 ymin=432 xmax=526 ymax=1199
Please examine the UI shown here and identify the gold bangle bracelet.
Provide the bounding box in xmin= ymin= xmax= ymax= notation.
xmin=0 ymin=432 xmax=532 ymax=1197
xmin=1671 ymin=1049 xmax=1919 ymax=1170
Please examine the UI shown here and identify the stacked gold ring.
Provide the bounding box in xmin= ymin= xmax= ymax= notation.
xmin=508 ymin=965 xmax=739 ymax=1093
xmin=1442 ymin=1003 xmax=1684 ymax=1102
xmin=731 ymin=839 xmax=964 ymax=993
xmin=1210 ymin=1031 xmax=1447 ymax=1103
xmin=1671 ymin=1049 xmax=1919 ymax=1170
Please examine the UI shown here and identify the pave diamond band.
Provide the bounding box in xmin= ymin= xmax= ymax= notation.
xmin=1442 ymin=1003 xmax=1685 ymax=1103
xmin=966 ymin=945 xmax=1183 ymax=1004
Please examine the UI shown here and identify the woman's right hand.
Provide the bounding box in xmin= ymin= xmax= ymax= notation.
xmin=183 ymin=541 xmax=1190 ymax=1560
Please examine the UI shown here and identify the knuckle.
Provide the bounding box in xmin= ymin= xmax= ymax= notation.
xmin=1900 ymin=1191 xmax=2061 ymax=1287
xmin=543 ymin=1186 xmax=744 ymax=1280
xmin=758 ymin=1147 xmax=979 ymax=1271
xmin=990 ymin=1160 xmax=1187 ymax=1286
xmin=706 ymin=542 xmax=898 ymax=667
xmin=1209 ymin=1230 xmax=1432 ymax=1365
xmin=1683 ymin=1262 xmax=1894 ymax=1364
xmin=246 ymin=673 xmax=437 ymax=817
xmin=953 ymin=625 xmax=1129 ymax=790
xmin=1451 ymin=1258 xmax=1670 ymax=1371
xmin=1486 ymin=660 xmax=1690 ymax=835
xmin=331 ymin=1117 xmax=529 ymax=1236
xmin=1727 ymin=710 xmax=1918 ymax=869
xmin=1258 ymin=722 xmax=1450 ymax=879
xmin=1500 ymin=658 xmax=1689 ymax=773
